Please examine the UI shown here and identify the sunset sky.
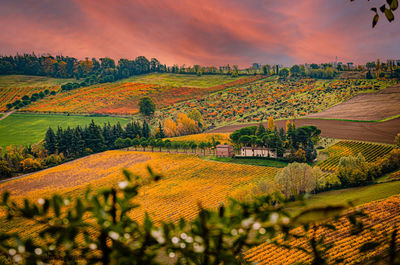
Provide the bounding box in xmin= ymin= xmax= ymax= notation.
xmin=1 ymin=0 xmax=399 ymax=67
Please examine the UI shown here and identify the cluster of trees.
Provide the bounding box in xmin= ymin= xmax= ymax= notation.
xmin=0 ymin=54 xmax=164 ymax=80
xmin=229 ymin=118 xmax=320 ymax=162
xmin=163 ymin=110 xmax=203 ymax=137
xmin=59 ymin=56 xmax=163 ymax=90
xmin=337 ymin=148 xmax=400 ymax=187
xmin=6 ymin=89 xmax=56 ymax=110
xmin=278 ymin=65 xmax=337 ymax=79
xmin=275 ymin=162 xmax=325 ymax=198
xmin=0 ymin=144 xmax=64 ymax=178
xmin=44 ymin=120 xmax=157 ymax=159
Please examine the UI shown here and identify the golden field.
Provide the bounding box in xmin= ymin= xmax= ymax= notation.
xmin=0 ymin=151 xmax=277 ymax=235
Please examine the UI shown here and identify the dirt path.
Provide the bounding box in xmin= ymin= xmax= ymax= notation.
xmin=305 ymin=84 xmax=400 ymax=121
xmin=0 ymin=110 xmax=15 ymax=121
xmin=209 ymin=118 xmax=400 ymax=144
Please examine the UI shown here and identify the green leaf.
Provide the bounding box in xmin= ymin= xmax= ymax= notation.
xmin=384 ymin=8 xmax=395 ymax=21
xmin=144 ymin=213 xmax=153 ymax=231
xmin=360 ymin=241 xmax=380 ymax=252
xmin=391 ymin=0 xmax=398 ymax=10
xmin=373 ymin=14 xmax=380 ymax=27
xmin=2 ymin=191 xmax=10 ymax=204
xmin=380 ymin=4 xmax=387 ymax=12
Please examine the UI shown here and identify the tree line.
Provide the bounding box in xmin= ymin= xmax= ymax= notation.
xmin=6 ymin=89 xmax=56 ymax=110
xmin=44 ymin=120 xmax=157 ymax=158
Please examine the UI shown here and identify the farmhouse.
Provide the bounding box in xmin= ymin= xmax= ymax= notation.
xmin=216 ymin=144 xmax=235 ymax=157
xmin=241 ymin=147 xmax=277 ymax=158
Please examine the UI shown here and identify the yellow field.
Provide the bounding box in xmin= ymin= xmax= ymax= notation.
xmin=0 ymin=151 xmax=277 ymax=236
xmin=245 ymin=194 xmax=400 ymax=264
xmin=166 ymin=133 xmax=231 ymax=144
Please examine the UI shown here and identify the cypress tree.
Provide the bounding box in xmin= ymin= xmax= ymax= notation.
xmin=142 ymin=120 xmax=150 ymax=138
xmin=44 ymin=127 xmax=57 ymax=154
xmin=86 ymin=120 xmax=106 ymax=153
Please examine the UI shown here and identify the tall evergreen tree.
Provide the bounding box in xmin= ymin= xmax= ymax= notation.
xmin=44 ymin=127 xmax=57 ymax=154
xmin=142 ymin=120 xmax=150 ymax=138
xmin=85 ymin=120 xmax=106 ymax=153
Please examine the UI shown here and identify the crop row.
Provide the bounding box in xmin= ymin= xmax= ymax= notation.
xmin=0 ymin=151 xmax=277 ymax=236
xmin=318 ymin=141 xmax=394 ymax=172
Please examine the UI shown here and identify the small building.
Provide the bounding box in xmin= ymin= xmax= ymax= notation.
xmin=241 ymin=147 xmax=277 ymax=158
xmin=216 ymin=145 xmax=235 ymax=157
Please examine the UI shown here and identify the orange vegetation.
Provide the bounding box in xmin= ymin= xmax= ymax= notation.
xmin=166 ymin=133 xmax=231 ymax=144
xmin=245 ymin=195 xmax=400 ymax=264
xmin=24 ymin=76 xmax=263 ymax=115
xmin=0 ymin=151 xmax=277 ymax=227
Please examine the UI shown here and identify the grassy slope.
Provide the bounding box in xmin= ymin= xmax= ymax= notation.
xmin=0 ymin=75 xmax=75 ymax=111
xmin=119 ymin=73 xmax=241 ymax=87
xmin=0 ymin=113 xmax=131 ymax=147
xmin=304 ymin=181 xmax=400 ymax=209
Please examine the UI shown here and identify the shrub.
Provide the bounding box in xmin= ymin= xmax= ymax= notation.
xmin=275 ymin=162 xmax=323 ymax=198
xmin=20 ymin=158 xmax=42 ymax=173
xmin=336 ymin=153 xmax=369 ymax=187
xmin=0 ymin=161 xmax=12 ymax=179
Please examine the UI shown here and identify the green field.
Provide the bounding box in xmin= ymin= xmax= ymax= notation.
xmin=206 ymin=156 xmax=289 ymax=168
xmin=0 ymin=113 xmax=131 ymax=147
xmin=304 ymin=181 xmax=400 ymax=208
xmin=119 ymin=73 xmax=241 ymax=87
xmin=0 ymin=75 xmax=75 ymax=111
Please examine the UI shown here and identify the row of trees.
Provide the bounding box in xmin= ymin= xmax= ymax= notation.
xmin=6 ymin=89 xmax=56 ymax=110
xmin=0 ymin=54 xmax=163 ymax=79
xmin=229 ymin=119 xmax=320 ymax=162
xmin=0 ymin=120 xmax=163 ymax=179
xmin=115 ymin=138 xmax=220 ymax=155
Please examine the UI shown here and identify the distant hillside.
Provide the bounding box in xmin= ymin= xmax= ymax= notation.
xmin=22 ymin=74 xmax=262 ymax=115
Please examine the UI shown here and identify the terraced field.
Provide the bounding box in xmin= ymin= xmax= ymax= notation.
xmin=318 ymin=140 xmax=394 ymax=172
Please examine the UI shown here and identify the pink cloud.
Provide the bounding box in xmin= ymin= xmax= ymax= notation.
xmin=0 ymin=0 xmax=399 ymax=67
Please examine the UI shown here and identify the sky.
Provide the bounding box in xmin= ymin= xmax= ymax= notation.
xmin=1 ymin=0 xmax=399 ymax=67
